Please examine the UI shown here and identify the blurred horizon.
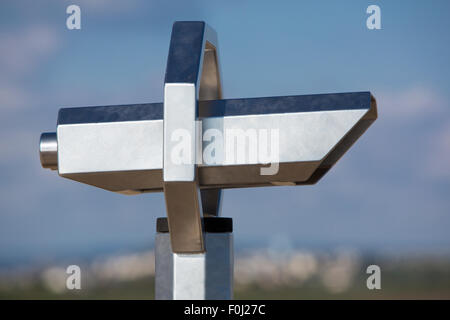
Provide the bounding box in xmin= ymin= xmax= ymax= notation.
xmin=2 ymin=247 xmax=450 ymax=299
xmin=1 ymin=0 xmax=450 ymax=271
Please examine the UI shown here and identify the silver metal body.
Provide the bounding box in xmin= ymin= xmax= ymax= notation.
xmin=39 ymin=21 xmax=378 ymax=300
xmin=53 ymin=94 xmax=377 ymax=192
xmin=39 ymin=132 xmax=57 ymax=170
xmin=155 ymin=228 xmax=233 ymax=300
xmin=163 ymin=22 xmax=223 ymax=253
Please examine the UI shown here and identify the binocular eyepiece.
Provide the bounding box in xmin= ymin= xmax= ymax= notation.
xmin=39 ymin=132 xmax=58 ymax=170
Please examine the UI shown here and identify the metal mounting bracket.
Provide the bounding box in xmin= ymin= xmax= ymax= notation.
xmin=163 ymin=21 xmax=223 ymax=253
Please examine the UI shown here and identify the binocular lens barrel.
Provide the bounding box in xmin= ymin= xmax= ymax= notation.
xmin=39 ymin=132 xmax=58 ymax=170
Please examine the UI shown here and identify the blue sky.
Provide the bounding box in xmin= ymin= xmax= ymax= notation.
xmin=1 ymin=0 xmax=450 ymax=265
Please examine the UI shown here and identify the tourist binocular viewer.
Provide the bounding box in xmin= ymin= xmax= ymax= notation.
xmin=39 ymin=21 xmax=377 ymax=299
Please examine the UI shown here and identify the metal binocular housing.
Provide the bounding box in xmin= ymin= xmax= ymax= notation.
xmin=39 ymin=20 xmax=377 ymax=300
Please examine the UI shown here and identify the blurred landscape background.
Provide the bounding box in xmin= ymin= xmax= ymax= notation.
xmin=1 ymin=1 xmax=449 ymax=299
xmin=1 ymin=248 xmax=450 ymax=299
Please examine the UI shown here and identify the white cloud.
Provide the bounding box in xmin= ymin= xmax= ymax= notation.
xmin=426 ymin=121 xmax=450 ymax=179
xmin=74 ymin=0 xmax=142 ymax=15
xmin=0 ymin=25 xmax=58 ymax=78
xmin=0 ymin=25 xmax=59 ymax=111
xmin=0 ymin=82 xmax=31 ymax=110
xmin=376 ymin=85 xmax=445 ymax=120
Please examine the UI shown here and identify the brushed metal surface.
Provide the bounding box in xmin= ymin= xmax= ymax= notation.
xmin=155 ymin=231 xmax=233 ymax=300
xmin=163 ymin=22 xmax=224 ymax=253
xmin=39 ymin=132 xmax=58 ymax=170
xmin=55 ymin=96 xmax=376 ymax=192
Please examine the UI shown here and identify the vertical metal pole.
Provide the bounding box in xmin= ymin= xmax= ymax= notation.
xmin=155 ymin=217 xmax=233 ymax=300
